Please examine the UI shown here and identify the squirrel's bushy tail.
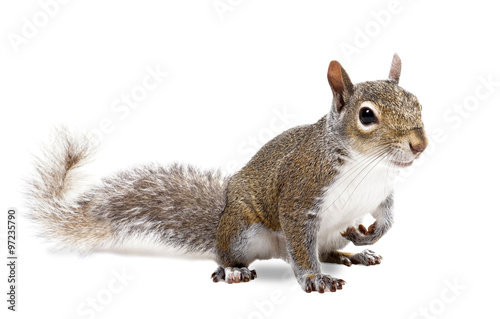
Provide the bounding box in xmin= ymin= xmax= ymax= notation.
xmin=26 ymin=128 xmax=229 ymax=255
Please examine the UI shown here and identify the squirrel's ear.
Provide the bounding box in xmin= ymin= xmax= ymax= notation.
xmin=388 ymin=53 xmax=401 ymax=84
xmin=327 ymin=61 xmax=354 ymax=113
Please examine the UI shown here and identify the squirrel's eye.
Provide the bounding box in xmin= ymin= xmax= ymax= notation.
xmin=359 ymin=107 xmax=377 ymax=125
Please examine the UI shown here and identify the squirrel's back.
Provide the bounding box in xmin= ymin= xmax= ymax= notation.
xmin=219 ymin=116 xmax=344 ymax=234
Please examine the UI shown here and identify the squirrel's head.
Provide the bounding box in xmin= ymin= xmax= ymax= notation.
xmin=327 ymin=54 xmax=427 ymax=167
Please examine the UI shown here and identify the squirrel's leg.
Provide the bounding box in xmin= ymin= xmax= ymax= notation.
xmin=212 ymin=204 xmax=258 ymax=284
xmin=280 ymin=209 xmax=345 ymax=293
xmin=320 ymin=250 xmax=382 ymax=266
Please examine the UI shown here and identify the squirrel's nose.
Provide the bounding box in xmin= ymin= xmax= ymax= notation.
xmin=409 ymin=141 xmax=426 ymax=155
xmin=408 ymin=128 xmax=428 ymax=155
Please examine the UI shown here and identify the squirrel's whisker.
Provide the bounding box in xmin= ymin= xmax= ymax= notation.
xmin=321 ymin=147 xmax=390 ymax=214
xmin=341 ymin=152 xmax=389 ymax=210
xmin=330 ymin=145 xmax=391 ymax=188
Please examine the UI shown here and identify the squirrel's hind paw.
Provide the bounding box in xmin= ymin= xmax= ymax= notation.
xmin=211 ymin=266 xmax=257 ymax=284
xmin=350 ymin=249 xmax=382 ymax=266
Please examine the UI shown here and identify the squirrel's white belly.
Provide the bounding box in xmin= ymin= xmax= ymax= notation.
xmin=244 ymin=156 xmax=396 ymax=261
xmin=316 ymin=156 xmax=396 ymax=252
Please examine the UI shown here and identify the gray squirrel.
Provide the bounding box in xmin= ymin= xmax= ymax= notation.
xmin=26 ymin=54 xmax=427 ymax=293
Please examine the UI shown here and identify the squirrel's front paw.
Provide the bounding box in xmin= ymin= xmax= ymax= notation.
xmin=300 ymin=273 xmax=345 ymax=293
xmin=341 ymin=224 xmax=378 ymax=246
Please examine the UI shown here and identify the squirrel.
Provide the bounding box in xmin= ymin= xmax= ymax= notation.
xmin=26 ymin=54 xmax=427 ymax=293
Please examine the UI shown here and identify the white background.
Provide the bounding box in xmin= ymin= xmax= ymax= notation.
xmin=1 ymin=1 xmax=499 ymax=318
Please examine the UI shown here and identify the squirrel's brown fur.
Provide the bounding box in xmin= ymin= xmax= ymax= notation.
xmin=26 ymin=54 xmax=427 ymax=293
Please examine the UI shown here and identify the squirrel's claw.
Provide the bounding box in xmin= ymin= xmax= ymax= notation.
xmin=301 ymin=274 xmax=345 ymax=293
xmin=211 ymin=266 xmax=225 ymax=282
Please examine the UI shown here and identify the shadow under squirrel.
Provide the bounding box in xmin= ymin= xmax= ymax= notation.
xmin=27 ymin=54 xmax=428 ymax=293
